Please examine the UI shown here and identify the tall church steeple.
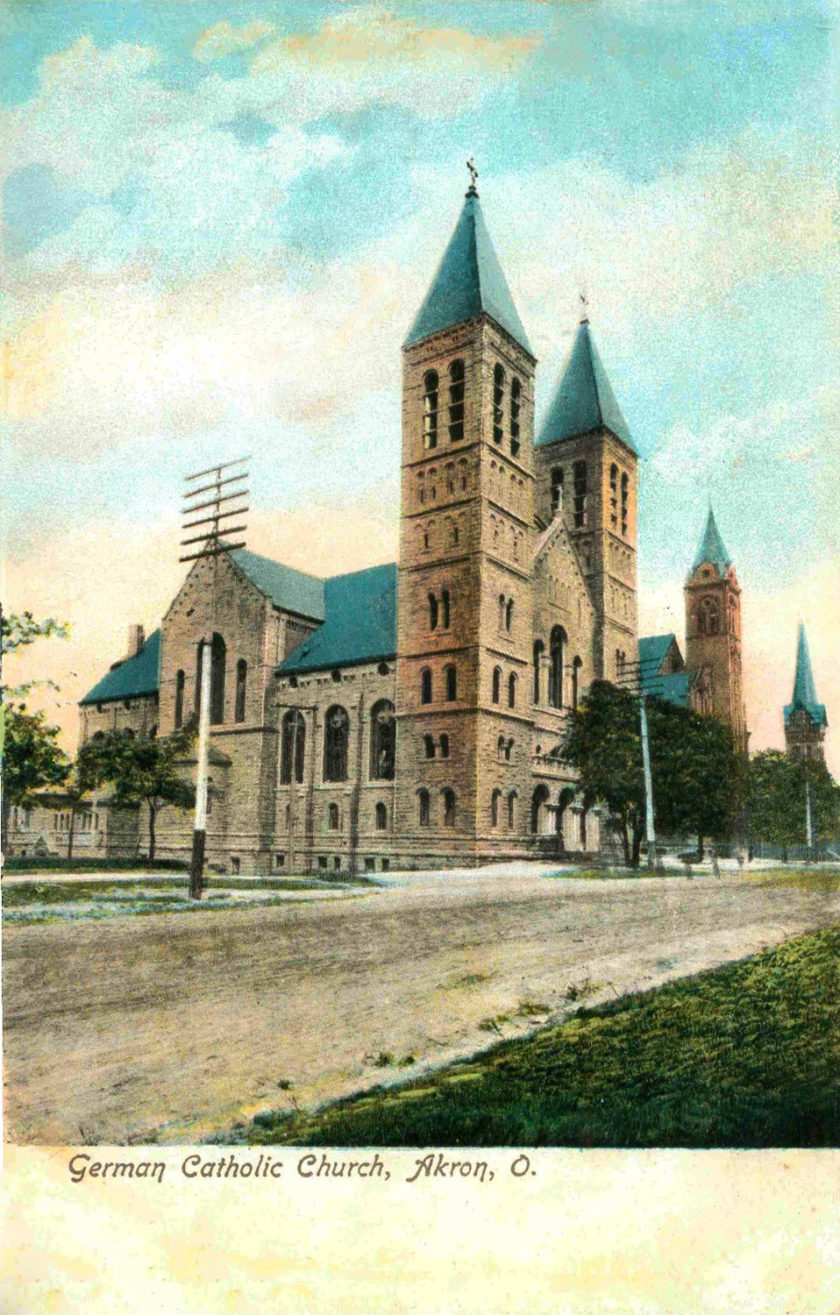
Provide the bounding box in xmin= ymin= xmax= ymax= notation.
xmin=784 ymin=623 xmax=827 ymax=763
xmin=684 ymin=506 xmax=746 ymax=750
xmin=533 ymin=314 xmax=638 ymax=681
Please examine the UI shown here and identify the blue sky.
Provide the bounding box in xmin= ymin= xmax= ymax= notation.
xmin=3 ymin=1 xmax=837 ymax=765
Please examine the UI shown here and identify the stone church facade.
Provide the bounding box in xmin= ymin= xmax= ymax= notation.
xmin=64 ymin=179 xmax=749 ymax=875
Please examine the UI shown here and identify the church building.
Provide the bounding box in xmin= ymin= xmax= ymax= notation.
xmin=65 ymin=175 xmax=745 ymax=874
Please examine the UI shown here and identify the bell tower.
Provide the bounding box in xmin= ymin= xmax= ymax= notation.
xmin=394 ymin=172 xmax=537 ymax=861
xmin=684 ymin=507 xmax=747 ymax=750
xmin=784 ymin=623 xmax=827 ymax=763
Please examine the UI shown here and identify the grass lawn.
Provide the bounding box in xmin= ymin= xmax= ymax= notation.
xmin=246 ymin=926 xmax=840 ymax=1148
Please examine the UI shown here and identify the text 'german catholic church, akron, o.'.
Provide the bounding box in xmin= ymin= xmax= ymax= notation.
xmin=70 ymin=175 xmax=759 ymax=875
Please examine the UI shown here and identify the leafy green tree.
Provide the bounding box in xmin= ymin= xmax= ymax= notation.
xmin=561 ymin=681 xmax=645 ymax=866
xmin=78 ymin=724 xmax=196 ymax=862
xmin=748 ymin=751 xmax=840 ymax=855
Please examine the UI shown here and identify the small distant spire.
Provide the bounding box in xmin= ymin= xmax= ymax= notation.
xmin=466 ymin=156 xmax=478 ymax=196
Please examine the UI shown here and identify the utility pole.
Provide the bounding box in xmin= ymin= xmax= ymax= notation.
xmin=805 ymin=775 xmax=813 ymax=858
xmin=181 ymin=456 xmax=249 ymax=899
xmin=618 ymin=657 xmax=660 ymax=871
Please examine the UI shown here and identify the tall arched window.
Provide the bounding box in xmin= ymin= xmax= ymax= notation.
xmin=428 ymin=593 xmax=438 ymax=630
xmin=421 ymin=668 xmax=432 ymax=704
xmin=445 ymin=664 xmax=457 ymax=701
xmin=328 ymin=803 xmax=340 ymax=831
xmin=235 ymin=659 xmax=247 ymax=723
xmin=508 ymin=672 xmax=517 ymax=708
xmin=505 ymin=598 xmax=514 ymax=633
xmin=551 ymin=468 xmax=563 ymax=515
xmin=441 ymin=589 xmax=450 ymax=629
xmin=448 ymin=359 xmax=465 ymax=442
xmin=573 ymin=460 xmax=587 ymax=528
xmin=370 ymin=700 xmax=395 ymax=780
xmin=699 ymin=597 xmax=720 ymax=636
xmin=510 ymin=377 xmax=521 ymax=456
xmin=531 ymin=784 xmax=550 ymax=834
xmin=492 ymin=667 xmax=502 ymax=704
xmin=507 ymin=791 xmax=517 ymax=829
xmin=424 ymin=734 xmax=436 ymax=760
xmin=174 ymin=669 xmax=185 ymax=729
xmin=280 ymin=710 xmax=306 ymax=784
xmin=323 ymin=705 xmax=349 ymax=782
xmin=375 ymin=802 xmax=387 ymax=831
xmin=493 ymin=364 xmax=505 ymax=444
xmin=498 ymin=593 xmax=506 ymax=630
xmin=210 ymin=633 xmax=226 ymax=725
xmin=609 ymin=463 xmax=618 ymax=529
xmin=442 ymin=789 xmax=456 ymax=826
xmin=621 ymin=472 xmax=629 ymax=536
xmin=572 ymin=656 xmax=582 ymax=710
xmin=497 ymin=734 xmax=506 ymax=762
xmin=439 ymin=733 xmax=449 ymax=759
xmin=549 ymin=626 xmax=565 ymax=708
xmin=533 ymin=640 xmax=544 ymax=704
xmin=423 ymin=370 xmax=439 ymax=450
xmin=491 ymin=789 xmax=502 ymax=828
xmin=418 ymin=790 xmax=430 ymax=827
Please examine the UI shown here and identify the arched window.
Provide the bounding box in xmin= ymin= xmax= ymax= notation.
xmin=428 ymin=593 xmax=439 ymax=630
xmin=573 ymin=460 xmax=587 ymax=528
xmin=421 ymin=668 xmax=432 ymax=704
xmin=551 ymin=468 xmax=563 ymax=515
xmin=235 ymin=659 xmax=247 ymax=723
xmin=323 ymin=705 xmax=349 ymax=782
xmin=505 ymin=598 xmax=514 ymax=633
xmin=531 ymin=784 xmax=550 ymax=834
xmin=439 ymin=733 xmax=449 ymax=759
xmin=508 ymin=672 xmax=517 ymax=708
xmin=609 ymin=463 xmax=618 ymax=529
xmin=498 ymin=593 xmax=506 ymax=630
xmin=174 ymin=669 xmax=185 ymax=729
xmin=442 ymin=789 xmax=456 ymax=826
xmin=510 ymin=377 xmax=521 ymax=456
xmin=375 ymin=802 xmax=387 ymax=831
xmin=418 ymin=471 xmax=426 ymax=505
xmin=441 ymin=589 xmax=450 ymax=629
xmin=507 ymin=791 xmax=517 ymax=829
xmin=424 ymin=734 xmax=436 ymax=760
xmin=572 ymin=656 xmax=582 ymax=710
xmin=504 ymin=738 xmax=513 ymax=762
xmin=459 ymin=459 xmax=468 ymax=491
xmin=446 ymin=463 xmax=455 ymax=494
xmin=328 ymin=803 xmax=340 ymax=831
xmin=418 ymin=789 xmax=430 ymax=827
xmin=370 ymin=700 xmax=395 ymax=780
xmin=448 ymin=360 xmax=465 ymax=442
xmin=699 ymin=597 xmax=720 ymax=636
xmin=491 ymin=789 xmax=502 ymax=827
xmin=423 ymin=370 xmax=439 ymax=450
xmin=210 ymin=633 xmax=226 ymax=725
xmin=621 ymin=472 xmax=629 ymax=536
xmin=492 ymin=667 xmax=502 ymax=704
xmin=533 ymin=640 xmax=544 ymax=704
xmin=549 ymin=626 xmax=565 ymax=708
xmin=445 ymin=664 xmax=457 ymax=701
xmin=492 ymin=364 xmax=505 ymax=444
xmin=497 ymin=734 xmax=506 ymax=761
xmin=450 ymin=523 xmax=459 ymax=546
xmin=280 ymin=710 xmax=306 ymax=784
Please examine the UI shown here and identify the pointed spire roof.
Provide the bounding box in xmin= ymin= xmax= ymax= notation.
xmin=404 ymin=187 xmax=532 ymax=355
xmin=784 ymin=623 xmax=827 ymax=727
xmin=690 ymin=506 xmax=732 ymax=577
xmin=536 ymin=318 xmax=635 ymax=453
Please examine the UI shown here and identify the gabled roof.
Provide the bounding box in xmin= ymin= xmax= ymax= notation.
xmin=80 ymin=629 xmax=161 ymax=705
xmin=278 ymin=563 xmax=397 ymax=675
xmin=638 ymin=633 xmax=681 ymax=677
xmin=784 ymin=623 xmax=827 ymax=728
xmin=644 ymin=669 xmax=695 ymax=709
xmin=404 ymin=189 xmax=532 ymax=355
xmin=230 ymin=548 xmax=325 ymax=620
xmin=690 ymin=507 xmax=732 ymax=578
xmin=536 ymin=319 xmax=635 ymax=453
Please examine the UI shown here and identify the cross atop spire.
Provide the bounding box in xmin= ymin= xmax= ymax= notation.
xmin=466 ymin=157 xmax=478 ymax=196
xmin=579 ymin=289 xmax=589 ymax=324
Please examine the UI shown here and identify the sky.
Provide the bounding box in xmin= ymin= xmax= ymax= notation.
xmin=2 ymin=0 xmax=838 ymax=773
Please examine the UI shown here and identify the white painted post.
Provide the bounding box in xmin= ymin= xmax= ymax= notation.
xmin=639 ymin=692 xmax=656 ymax=871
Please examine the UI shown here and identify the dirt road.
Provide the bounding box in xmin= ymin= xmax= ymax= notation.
xmin=4 ymin=869 xmax=838 ymax=1144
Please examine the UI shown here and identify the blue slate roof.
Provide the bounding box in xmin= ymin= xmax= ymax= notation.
xmin=404 ymin=189 xmax=532 ymax=354
xmin=638 ymin=633 xmax=679 ymax=677
xmin=81 ymin=629 xmax=161 ymax=705
xmin=278 ymin=563 xmax=397 ymax=675
xmin=231 ymin=548 xmax=324 ymax=620
xmin=639 ymin=634 xmax=693 ymax=707
xmin=784 ymin=623 xmax=827 ymax=728
xmin=690 ymin=508 xmax=732 ymax=577
xmin=537 ymin=319 xmax=635 ymax=453
xmin=645 ymin=670 xmax=695 ymax=709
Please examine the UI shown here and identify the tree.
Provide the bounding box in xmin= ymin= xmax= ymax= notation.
xmin=748 ymin=751 xmax=840 ymax=855
xmin=78 ymin=724 xmax=196 ymax=862
xmin=1 ymin=611 xmax=71 ymax=854
xmin=561 ymin=681 xmax=646 ymax=866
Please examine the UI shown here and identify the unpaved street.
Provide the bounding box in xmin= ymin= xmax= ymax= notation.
xmin=4 ymin=869 xmax=838 ymax=1144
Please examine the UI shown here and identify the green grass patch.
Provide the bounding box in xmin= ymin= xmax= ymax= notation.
xmin=739 ymin=867 xmax=840 ymax=893
xmin=3 ymin=856 xmax=188 ymax=874
xmin=246 ymin=927 xmax=840 ymax=1148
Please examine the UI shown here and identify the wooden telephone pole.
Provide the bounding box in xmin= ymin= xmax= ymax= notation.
xmin=180 ymin=457 xmax=249 ymax=899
